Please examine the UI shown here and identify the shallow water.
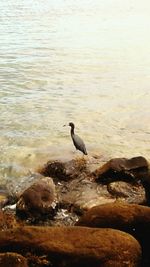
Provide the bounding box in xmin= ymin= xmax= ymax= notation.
xmin=0 ymin=0 xmax=150 ymax=184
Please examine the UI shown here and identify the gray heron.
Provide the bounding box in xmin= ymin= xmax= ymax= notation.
xmin=64 ymin=122 xmax=88 ymax=155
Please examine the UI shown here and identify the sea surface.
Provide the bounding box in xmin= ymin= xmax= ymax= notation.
xmin=0 ymin=0 xmax=150 ymax=185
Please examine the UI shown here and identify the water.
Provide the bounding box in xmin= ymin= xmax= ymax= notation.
xmin=0 ymin=0 xmax=150 ymax=184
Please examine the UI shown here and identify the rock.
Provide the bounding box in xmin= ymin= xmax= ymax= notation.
xmin=0 ymin=252 xmax=28 ymax=267
xmin=57 ymin=177 xmax=116 ymax=214
xmin=14 ymin=172 xmax=44 ymax=197
xmin=76 ymin=202 xmax=150 ymax=266
xmin=0 ymin=187 xmax=9 ymax=208
xmin=0 ymin=193 xmax=8 ymax=208
xmin=76 ymin=202 xmax=150 ymax=230
xmin=52 ymin=208 xmax=79 ymax=226
xmin=16 ymin=177 xmax=57 ymax=219
xmin=0 ymin=210 xmax=19 ymax=230
xmin=25 ymin=253 xmax=50 ymax=266
xmin=38 ymin=158 xmax=87 ymax=181
xmin=3 ymin=172 xmax=44 ymax=206
xmin=57 ymin=178 xmax=145 ymax=215
xmin=0 ymin=226 xmax=141 ymax=267
xmin=107 ymin=181 xmax=146 ymax=204
xmin=34 ymin=157 xmax=149 ymax=223
xmin=92 ymin=156 xmax=149 ymax=183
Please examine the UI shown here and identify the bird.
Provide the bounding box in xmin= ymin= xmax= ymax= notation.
xmin=64 ymin=122 xmax=88 ymax=155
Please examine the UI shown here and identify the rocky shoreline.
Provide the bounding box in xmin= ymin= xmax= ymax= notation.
xmin=0 ymin=155 xmax=150 ymax=266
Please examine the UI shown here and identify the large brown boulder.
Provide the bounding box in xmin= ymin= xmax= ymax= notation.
xmin=16 ymin=177 xmax=57 ymax=218
xmin=0 ymin=226 xmax=141 ymax=267
xmin=76 ymin=202 xmax=150 ymax=230
xmin=76 ymin=202 xmax=150 ymax=266
xmin=92 ymin=156 xmax=149 ymax=183
xmin=0 ymin=252 xmax=28 ymax=267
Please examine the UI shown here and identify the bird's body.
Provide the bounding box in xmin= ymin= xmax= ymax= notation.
xmin=69 ymin=122 xmax=88 ymax=155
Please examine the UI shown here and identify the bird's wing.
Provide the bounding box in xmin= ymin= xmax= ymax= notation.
xmin=72 ymin=134 xmax=87 ymax=151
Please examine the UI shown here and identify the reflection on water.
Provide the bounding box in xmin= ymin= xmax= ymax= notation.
xmin=0 ymin=0 xmax=150 ymax=183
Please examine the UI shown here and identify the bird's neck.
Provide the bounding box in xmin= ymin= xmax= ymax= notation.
xmin=70 ymin=127 xmax=74 ymax=135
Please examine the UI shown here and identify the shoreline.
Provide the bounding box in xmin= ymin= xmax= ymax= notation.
xmin=0 ymin=155 xmax=150 ymax=266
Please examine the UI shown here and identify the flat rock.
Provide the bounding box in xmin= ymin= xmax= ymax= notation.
xmin=0 ymin=252 xmax=28 ymax=267
xmin=108 ymin=181 xmax=146 ymax=204
xmin=0 ymin=226 xmax=141 ymax=267
xmin=57 ymin=177 xmax=116 ymax=214
xmin=16 ymin=177 xmax=57 ymax=218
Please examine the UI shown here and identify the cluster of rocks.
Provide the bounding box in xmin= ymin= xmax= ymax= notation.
xmin=0 ymin=155 xmax=150 ymax=266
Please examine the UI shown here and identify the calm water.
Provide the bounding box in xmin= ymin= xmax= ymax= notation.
xmin=0 ymin=0 xmax=150 ymax=184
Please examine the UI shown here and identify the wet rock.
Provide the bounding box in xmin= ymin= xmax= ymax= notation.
xmin=16 ymin=177 xmax=57 ymax=219
xmin=92 ymin=156 xmax=149 ymax=183
xmin=57 ymin=177 xmax=116 ymax=214
xmin=33 ymin=157 xmax=149 ymax=223
xmin=0 ymin=210 xmax=19 ymax=230
xmin=108 ymin=181 xmax=146 ymax=204
xmin=52 ymin=209 xmax=79 ymax=226
xmin=14 ymin=173 xmax=44 ymax=198
xmin=38 ymin=158 xmax=87 ymax=181
xmin=57 ymin=177 xmax=145 ymax=216
xmin=56 ymin=176 xmax=146 ymax=217
xmin=0 ymin=252 xmax=28 ymax=267
xmin=4 ymin=172 xmax=44 ymax=206
xmin=0 ymin=226 xmax=141 ymax=267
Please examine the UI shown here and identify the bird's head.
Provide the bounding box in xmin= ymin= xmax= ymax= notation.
xmin=63 ymin=122 xmax=75 ymax=129
xmin=68 ymin=122 xmax=75 ymax=128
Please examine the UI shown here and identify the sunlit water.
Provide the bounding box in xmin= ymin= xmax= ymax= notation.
xmin=0 ymin=0 xmax=150 ymax=185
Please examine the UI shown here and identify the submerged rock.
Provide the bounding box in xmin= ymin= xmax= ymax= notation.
xmin=92 ymin=156 xmax=149 ymax=183
xmin=56 ymin=176 xmax=146 ymax=215
xmin=57 ymin=177 xmax=116 ymax=214
xmin=0 ymin=226 xmax=141 ymax=267
xmin=16 ymin=177 xmax=57 ymax=219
